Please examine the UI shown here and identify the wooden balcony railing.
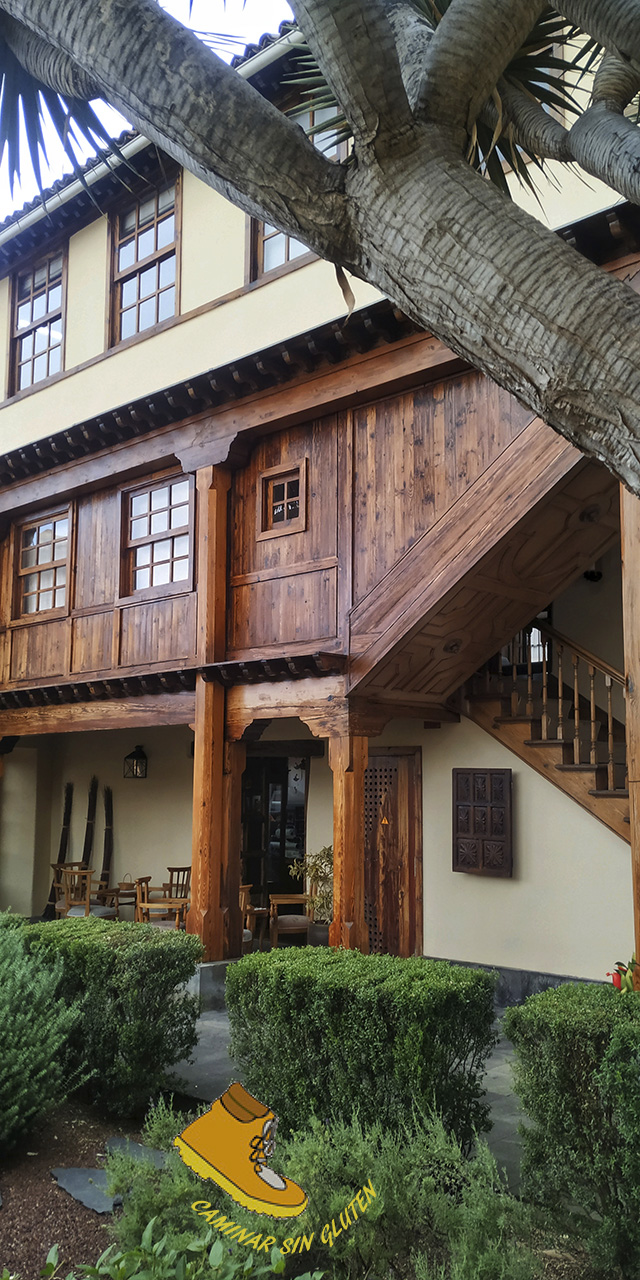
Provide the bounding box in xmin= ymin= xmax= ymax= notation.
xmin=480 ymin=622 xmax=626 ymax=794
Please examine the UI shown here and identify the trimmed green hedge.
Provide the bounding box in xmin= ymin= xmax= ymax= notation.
xmin=0 ymin=926 xmax=82 ymax=1148
xmin=226 ymin=948 xmax=496 ymax=1146
xmin=504 ymin=982 xmax=640 ymax=1277
xmin=3 ymin=914 xmax=203 ymax=1117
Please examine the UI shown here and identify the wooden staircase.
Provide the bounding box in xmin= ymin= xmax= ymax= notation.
xmin=464 ymin=624 xmax=630 ymax=842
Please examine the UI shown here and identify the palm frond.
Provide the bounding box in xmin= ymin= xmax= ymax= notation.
xmin=0 ymin=37 xmax=127 ymax=203
xmin=284 ymin=4 xmax=602 ymax=197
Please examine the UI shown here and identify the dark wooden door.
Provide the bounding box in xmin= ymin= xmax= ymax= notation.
xmin=364 ymin=747 xmax=423 ymax=957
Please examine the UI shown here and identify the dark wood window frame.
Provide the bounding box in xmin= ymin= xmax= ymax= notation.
xmin=12 ymin=504 xmax=73 ymax=623
xmin=10 ymin=248 xmax=67 ymax=395
xmin=256 ymin=459 xmax=307 ymax=541
xmin=109 ymin=173 xmax=182 ymax=348
xmin=118 ymin=471 xmax=195 ymax=604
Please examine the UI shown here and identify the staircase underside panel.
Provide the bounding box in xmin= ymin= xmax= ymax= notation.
xmin=465 ymin=699 xmax=630 ymax=843
xmin=348 ymin=420 xmax=619 ymax=705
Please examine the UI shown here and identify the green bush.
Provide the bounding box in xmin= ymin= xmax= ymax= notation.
xmin=226 ymin=949 xmax=497 ymax=1145
xmin=16 ymin=915 xmax=203 ymax=1117
xmin=105 ymin=1101 xmax=537 ymax=1280
xmin=504 ymin=982 xmax=640 ymax=1277
xmin=0 ymin=926 xmax=82 ymax=1149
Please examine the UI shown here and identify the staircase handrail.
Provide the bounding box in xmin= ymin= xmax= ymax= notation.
xmin=537 ymin=623 xmax=625 ymax=687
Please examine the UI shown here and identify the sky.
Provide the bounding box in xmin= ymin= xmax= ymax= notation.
xmin=0 ymin=0 xmax=294 ymax=217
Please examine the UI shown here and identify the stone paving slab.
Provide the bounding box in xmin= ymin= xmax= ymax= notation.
xmin=51 ymin=1168 xmax=122 ymax=1214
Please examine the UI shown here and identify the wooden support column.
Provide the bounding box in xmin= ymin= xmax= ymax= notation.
xmin=221 ymin=741 xmax=246 ymax=958
xmin=328 ymin=735 xmax=369 ymax=952
xmin=620 ymin=486 xmax=640 ymax=983
xmin=188 ymin=675 xmax=226 ymax=961
xmin=188 ymin=466 xmax=232 ymax=961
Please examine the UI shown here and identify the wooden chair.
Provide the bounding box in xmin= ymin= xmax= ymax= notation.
xmin=163 ymin=866 xmax=191 ymax=899
xmin=269 ymin=894 xmax=312 ymax=949
xmin=56 ymin=867 xmax=118 ymax=919
xmin=51 ymin=862 xmax=85 ymax=914
xmin=135 ymin=877 xmax=188 ymax=929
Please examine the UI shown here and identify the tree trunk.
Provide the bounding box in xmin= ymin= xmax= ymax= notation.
xmin=4 ymin=0 xmax=640 ymax=493
xmin=349 ymin=131 xmax=640 ymax=493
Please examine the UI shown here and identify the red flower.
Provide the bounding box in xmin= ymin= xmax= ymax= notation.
xmin=609 ymin=972 xmax=622 ymax=989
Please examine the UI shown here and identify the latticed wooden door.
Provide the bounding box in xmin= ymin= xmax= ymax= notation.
xmin=363 ymin=747 xmax=423 ymax=957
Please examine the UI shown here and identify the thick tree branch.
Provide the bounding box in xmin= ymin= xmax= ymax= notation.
xmin=592 ymin=51 xmax=640 ymax=110
xmin=0 ymin=12 xmax=98 ymax=97
xmin=558 ymin=2 xmax=640 ymax=77
xmin=492 ymin=79 xmax=573 ymax=161
xmin=383 ymin=0 xmax=433 ymax=113
xmin=416 ymin=0 xmax=546 ymax=134
xmin=569 ymin=104 xmax=640 ymax=204
xmin=0 ymin=0 xmax=351 ymax=261
xmin=289 ymin=0 xmax=414 ymax=157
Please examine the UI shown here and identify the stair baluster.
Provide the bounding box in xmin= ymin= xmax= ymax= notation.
xmin=589 ymin=665 xmax=597 ymax=766
xmin=573 ymin=655 xmax=581 ymax=764
xmin=557 ymin=644 xmax=564 ymax=743
xmin=606 ymin=675 xmax=615 ymax=791
xmin=511 ymin=643 xmax=519 ymax=718
xmin=541 ymin=636 xmax=550 ymax=740
xmin=526 ymin=632 xmax=533 ymax=718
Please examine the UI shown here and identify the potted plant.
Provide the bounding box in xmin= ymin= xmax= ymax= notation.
xmin=289 ymin=844 xmax=333 ymax=945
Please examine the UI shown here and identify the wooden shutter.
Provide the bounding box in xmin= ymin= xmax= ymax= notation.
xmin=452 ymin=768 xmax=513 ymax=877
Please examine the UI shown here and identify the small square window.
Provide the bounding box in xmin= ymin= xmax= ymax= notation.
xmin=256 ymin=461 xmax=307 ymax=541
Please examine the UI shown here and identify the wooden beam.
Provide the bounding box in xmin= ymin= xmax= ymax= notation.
xmin=620 ymin=485 xmax=640 ymax=982
xmin=188 ymin=675 xmax=226 ymax=962
xmin=329 ymin=735 xmax=369 ymax=952
xmin=0 ymin=692 xmax=195 ymax=735
xmin=195 ymin=466 xmax=231 ymax=666
xmin=221 ymin=741 xmax=246 ymax=959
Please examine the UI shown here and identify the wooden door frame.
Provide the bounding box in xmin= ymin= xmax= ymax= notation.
xmin=367 ymin=744 xmax=423 ymax=956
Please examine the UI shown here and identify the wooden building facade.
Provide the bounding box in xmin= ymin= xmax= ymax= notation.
xmin=1 ymin=119 xmax=640 ymax=982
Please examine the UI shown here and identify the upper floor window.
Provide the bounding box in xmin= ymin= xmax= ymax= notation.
xmin=257 ymin=461 xmax=307 ymax=540
xmin=250 ymin=107 xmax=340 ymax=281
xmin=12 ymin=252 xmax=64 ymax=392
xmin=124 ymin=475 xmax=193 ymax=596
xmin=16 ymin=509 xmax=70 ymax=616
xmin=112 ymin=181 xmax=178 ymax=344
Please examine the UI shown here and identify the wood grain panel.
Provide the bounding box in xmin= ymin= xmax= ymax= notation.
xmin=230 ymin=416 xmax=338 ymax=581
xmin=229 ymin=567 xmax=337 ymax=651
xmin=71 ymin=613 xmax=113 ymax=674
xmin=74 ymin=490 xmax=120 ymax=609
xmin=355 ymin=459 xmax=620 ymax=703
xmin=120 ymin=594 xmax=196 ymax=668
xmin=10 ymin=620 xmax=69 ymax=682
xmin=353 ymin=372 xmax=533 ymax=603
xmin=0 ymin=691 xmax=195 ymax=735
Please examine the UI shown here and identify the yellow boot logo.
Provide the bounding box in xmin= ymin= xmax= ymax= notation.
xmin=174 ymin=1082 xmax=308 ymax=1219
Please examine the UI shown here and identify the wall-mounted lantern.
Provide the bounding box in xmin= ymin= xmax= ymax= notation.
xmin=123 ymin=744 xmax=148 ymax=779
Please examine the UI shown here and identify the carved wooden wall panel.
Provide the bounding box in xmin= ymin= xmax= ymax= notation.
xmin=452 ymin=768 xmax=512 ymax=876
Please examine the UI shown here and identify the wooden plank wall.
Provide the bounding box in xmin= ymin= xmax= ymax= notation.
xmin=352 ymin=371 xmax=534 ymax=604
xmin=228 ymin=416 xmax=339 ymax=655
xmin=0 ymin=474 xmax=197 ymax=689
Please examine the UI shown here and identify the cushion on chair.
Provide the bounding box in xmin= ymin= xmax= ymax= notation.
xmin=275 ymin=915 xmax=310 ymax=931
xmin=67 ymin=905 xmax=116 ymax=918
